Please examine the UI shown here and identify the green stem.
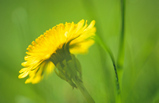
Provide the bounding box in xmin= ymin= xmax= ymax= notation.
xmin=73 ymin=78 xmax=95 ymax=103
xmin=117 ymin=0 xmax=125 ymax=69
xmin=83 ymin=0 xmax=123 ymax=99
xmin=95 ymin=35 xmax=120 ymax=94
xmin=116 ymin=0 xmax=125 ymax=102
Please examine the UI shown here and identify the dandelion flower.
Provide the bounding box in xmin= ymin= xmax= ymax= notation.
xmin=18 ymin=19 xmax=96 ymax=84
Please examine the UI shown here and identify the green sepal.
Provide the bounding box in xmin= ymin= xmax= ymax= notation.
xmin=55 ymin=54 xmax=82 ymax=88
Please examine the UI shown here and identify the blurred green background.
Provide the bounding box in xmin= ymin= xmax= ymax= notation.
xmin=0 ymin=0 xmax=159 ymax=103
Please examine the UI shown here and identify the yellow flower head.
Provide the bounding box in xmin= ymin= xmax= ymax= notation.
xmin=18 ymin=19 xmax=96 ymax=84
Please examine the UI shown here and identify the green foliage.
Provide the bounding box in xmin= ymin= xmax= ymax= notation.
xmin=0 ymin=0 xmax=159 ymax=103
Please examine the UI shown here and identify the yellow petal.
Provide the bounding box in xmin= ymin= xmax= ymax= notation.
xmin=19 ymin=68 xmax=27 ymax=73
xmin=45 ymin=61 xmax=54 ymax=74
xmin=18 ymin=70 xmax=29 ymax=78
xmin=75 ymin=19 xmax=84 ymax=33
xmin=30 ymin=62 xmax=44 ymax=84
xmin=31 ymin=76 xmax=42 ymax=84
xmin=87 ymin=20 xmax=95 ymax=29
xmin=25 ymin=75 xmax=34 ymax=84
xmin=70 ymin=40 xmax=94 ymax=54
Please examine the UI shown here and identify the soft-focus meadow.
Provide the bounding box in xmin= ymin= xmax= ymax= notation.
xmin=0 ymin=0 xmax=159 ymax=103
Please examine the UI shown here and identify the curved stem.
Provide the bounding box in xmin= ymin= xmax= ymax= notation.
xmin=82 ymin=0 xmax=123 ymax=100
xmin=95 ymin=35 xmax=120 ymax=94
